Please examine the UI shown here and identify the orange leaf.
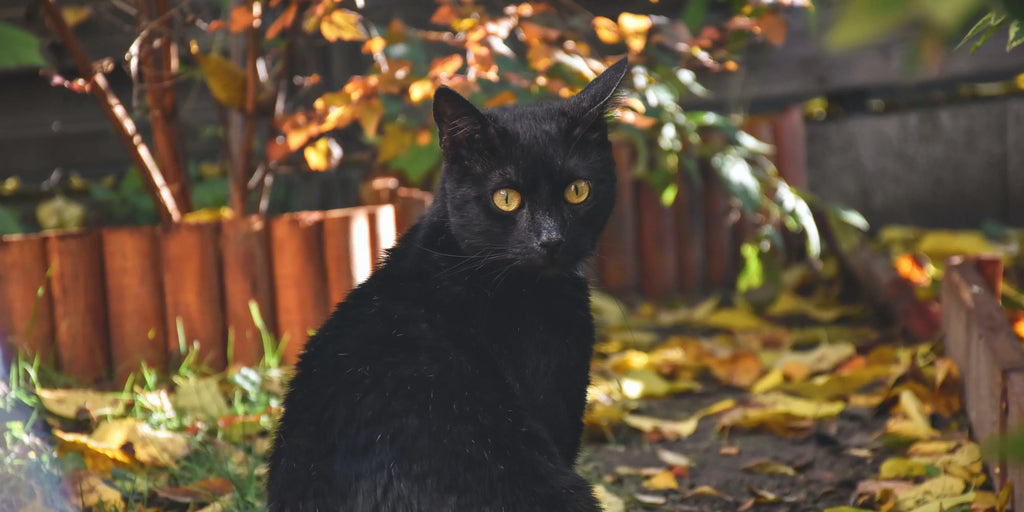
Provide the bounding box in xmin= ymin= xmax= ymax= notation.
xmin=706 ymin=350 xmax=763 ymax=389
xmin=468 ymin=44 xmax=498 ymax=81
xmin=617 ymin=12 xmax=652 ymax=54
xmin=526 ymin=43 xmax=556 ymax=72
xmin=408 ymin=78 xmax=435 ymax=104
xmin=207 ymin=19 xmax=227 ymax=32
xmin=229 ymin=5 xmax=255 ymax=33
xmin=894 ymin=254 xmax=931 ymax=286
xmin=320 ymin=9 xmax=367 ymax=42
xmin=154 ymin=477 xmax=234 ymax=503
xmin=430 ymin=4 xmax=457 ymax=26
xmin=758 ymin=12 xmax=787 ymax=46
xmin=429 ymin=54 xmax=464 ymax=79
xmin=519 ymin=21 xmax=560 ymax=43
xmin=385 ymin=18 xmax=406 ymax=44
xmin=592 ymin=16 xmax=620 ymax=44
xmin=483 ymin=90 xmax=517 ymax=108
xmin=266 ymin=136 xmax=291 ymax=163
xmin=266 ymin=2 xmax=298 ymax=39
xmin=362 ymin=36 xmax=386 ymax=55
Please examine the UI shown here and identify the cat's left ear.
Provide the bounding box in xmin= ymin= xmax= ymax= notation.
xmin=567 ymin=57 xmax=629 ymax=133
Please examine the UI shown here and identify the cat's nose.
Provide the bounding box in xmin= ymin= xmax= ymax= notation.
xmin=538 ymin=236 xmax=564 ymax=253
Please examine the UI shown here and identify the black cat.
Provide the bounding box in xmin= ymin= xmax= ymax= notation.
xmin=268 ymin=58 xmax=628 ymax=511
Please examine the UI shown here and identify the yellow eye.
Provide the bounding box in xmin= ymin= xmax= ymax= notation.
xmin=564 ymin=180 xmax=590 ymax=204
xmin=492 ymin=188 xmax=522 ymax=212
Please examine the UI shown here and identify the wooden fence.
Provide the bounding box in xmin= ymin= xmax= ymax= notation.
xmin=941 ymin=257 xmax=1024 ymax=510
xmin=0 ymin=112 xmax=804 ymax=384
xmin=0 ymin=198 xmax=429 ymax=385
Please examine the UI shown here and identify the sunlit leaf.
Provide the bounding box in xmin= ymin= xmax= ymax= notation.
xmin=303 ymin=136 xmax=343 ymax=171
xmin=357 ymin=97 xmax=384 ymax=138
xmin=483 ymin=90 xmax=517 ymax=108
xmin=618 ymin=12 xmax=652 ymax=54
xmin=706 ymin=350 xmax=763 ymax=388
xmin=172 ymin=375 xmax=232 ymax=420
xmin=408 ymin=78 xmax=435 ymax=104
xmin=642 ymin=470 xmax=679 ymax=490
xmin=362 ymin=35 xmax=386 ymax=54
xmin=320 ymin=9 xmax=367 ymax=42
xmin=592 ymin=484 xmax=625 ymax=512
xmin=429 ymin=54 xmax=464 ymax=79
xmin=62 ymin=470 xmax=125 ymax=510
xmin=37 ymin=388 xmax=130 ymax=419
xmin=592 ymin=16 xmax=620 ymax=44
xmin=193 ymin=51 xmax=247 ymax=109
xmin=879 ymin=457 xmax=931 ymax=479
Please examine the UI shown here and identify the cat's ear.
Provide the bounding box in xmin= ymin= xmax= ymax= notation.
xmin=433 ymin=86 xmax=491 ymax=153
xmin=567 ymin=57 xmax=629 ymax=133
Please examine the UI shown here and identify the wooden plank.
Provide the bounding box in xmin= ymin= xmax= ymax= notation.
xmin=596 ymin=139 xmax=639 ymax=295
xmin=770 ymin=106 xmax=808 ymax=188
xmin=368 ymin=204 xmax=398 ymax=266
xmin=220 ymin=216 xmax=276 ymax=368
xmin=674 ymin=166 xmax=702 ymax=295
xmin=393 ymin=187 xmax=431 ymax=235
xmin=270 ymin=212 xmax=329 ymax=364
xmin=47 ymin=231 xmax=109 ymax=383
xmin=323 ymin=208 xmax=373 ymax=306
xmin=101 ymin=226 xmax=166 ymax=384
xmin=702 ymin=163 xmax=733 ymax=290
xmin=0 ymin=234 xmax=55 ymax=364
xmin=636 ymin=182 xmax=678 ymax=299
xmin=160 ymin=221 xmax=226 ymax=371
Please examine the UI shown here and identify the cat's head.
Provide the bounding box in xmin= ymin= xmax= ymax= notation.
xmin=431 ymin=58 xmax=628 ymax=274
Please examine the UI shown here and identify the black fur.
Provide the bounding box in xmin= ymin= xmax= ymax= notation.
xmin=268 ymin=58 xmax=628 ymax=511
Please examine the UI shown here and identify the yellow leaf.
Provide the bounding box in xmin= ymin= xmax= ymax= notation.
xmin=193 ymin=51 xmax=246 ymax=109
xmin=408 ymin=78 xmax=435 ymax=104
xmin=172 ymin=375 xmax=232 ymax=420
xmin=592 ymin=484 xmax=625 ymax=512
xmin=617 ymin=12 xmax=652 ymax=54
xmin=592 ymin=16 xmax=620 ymax=44
xmin=642 ymin=470 xmax=679 ymax=490
xmin=783 ymin=365 xmax=892 ymax=400
xmin=907 ymin=440 xmax=958 ymax=456
xmin=755 ymin=392 xmax=845 ymax=419
xmin=620 ymin=369 xmax=671 ymax=399
xmin=362 ymin=35 xmax=386 ymax=54
xmin=320 ymin=9 xmax=367 ymax=42
xmin=700 ymin=307 xmax=775 ymax=331
xmin=623 ymin=414 xmax=699 ymax=440
xmin=61 ymin=6 xmax=92 ymax=29
xmin=655 ymin=448 xmax=691 ymax=468
xmin=608 ymin=349 xmax=650 ymax=374
xmin=914 ymin=230 xmax=993 ymax=261
xmin=879 ymin=457 xmax=931 ymax=479
xmin=742 ymin=458 xmax=797 ymax=476
xmin=376 ymin=123 xmax=415 ymax=164
xmin=55 ymin=429 xmax=135 ymax=473
xmin=896 ymin=476 xmax=968 ymax=511
xmin=63 ymin=470 xmax=125 ymax=511
xmin=751 ymin=368 xmax=785 ymax=393
xmin=683 ymin=485 xmax=729 ymax=499
xmin=656 ymin=296 xmax=721 ymax=325
xmin=772 ymin=342 xmax=856 ymax=374
xmin=886 ymin=390 xmax=938 ymax=441
xmin=183 ymin=207 xmax=233 ymax=223
xmin=356 ymin=97 xmax=384 ymax=138
xmin=766 ymin=292 xmax=862 ymax=323
xmin=36 ymin=388 xmax=130 ymax=419
xmin=304 ymin=136 xmax=342 ymax=171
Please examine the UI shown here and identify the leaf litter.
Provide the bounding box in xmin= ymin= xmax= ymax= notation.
xmin=0 ymin=255 xmax=1007 ymax=512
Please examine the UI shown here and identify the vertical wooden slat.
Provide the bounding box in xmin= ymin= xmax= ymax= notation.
xmin=1005 ymin=371 xmax=1024 ymax=509
xmin=270 ymin=212 xmax=329 ymax=364
xmin=220 ymin=216 xmax=276 ymax=367
xmin=160 ymin=221 xmax=226 ymax=371
xmin=101 ymin=226 xmax=167 ymax=384
xmin=702 ymin=163 xmax=733 ymax=290
xmin=596 ymin=139 xmax=639 ymax=295
xmin=636 ymin=182 xmax=678 ymax=299
xmin=324 ymin=208 xmax=373 ymax=306
xmin=770 ymin=105 xmax=808 ymax=188
xmin=674 ymin=166 xmax=702 ymax=296
xmin=368 ymin=203 xmax=398 ymax=266
xmin=0 ymin=235 xmax=55 ymax=364
xmin=47 ymin=231 xmax=109 ymax=383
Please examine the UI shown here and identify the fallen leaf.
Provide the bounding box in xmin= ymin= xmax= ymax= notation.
xmin=155 ymin=477 xmax=233 ymax=503
xmin=755 ymin=392 xmax=846 ymax=419
xmin=750 ymin=368 xmax=785 ymax=394
xmin=895 ymin=475 xmax=967 ymax=511
xmin=634 ymin=492 xmax=667 ymax=505
xmin=592 ymin=484 xmax=625 ymax=512
xmin=642 ymin=470 xmax=679 ymax=491
xmin=706 ymin=350 xmax=763 ymax=388
xmin=720 ymin=445 xmax=741 ymax=456
xmin=172 ymin=376 xmax=232 ymax=420
xmin=773 ymin=342 xmax=856 ymax=375
xmin=878 ymin=457 xmax=931 ymax=479
xmin=742 ymin=458 xmax=797 ymax=476
xmin=655 ymin=448 xmax=691 ymax=469
xmin=766 ymin=292 xmax=862 ymax=323
xmin=624 ymin=414 xmax=699 ymax=440
xmin=683 ymin=485 xmax=730 ymax=500
xmin=36 ymin=388 xmax=130 ymax=420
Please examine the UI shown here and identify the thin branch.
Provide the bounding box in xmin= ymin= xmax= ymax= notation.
xmin=232 ymin=0 xmax=260 ymax=215
xmin=40 ymin=0 xmax=181 ymax=223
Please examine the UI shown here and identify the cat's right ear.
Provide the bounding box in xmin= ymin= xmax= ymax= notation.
xmin=433 ymin=86 xmax=491 ymax=154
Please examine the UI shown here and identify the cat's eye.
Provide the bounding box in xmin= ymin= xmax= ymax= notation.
xmin=564 ymin=180 xmax=591 ymax=204
xmin=492 ymin=188 xmax=522 ymax=212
